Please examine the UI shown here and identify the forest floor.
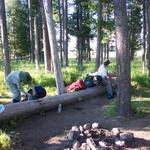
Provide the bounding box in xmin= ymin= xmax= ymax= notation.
xmin=12 ymin=95 xmax=150 ymax=150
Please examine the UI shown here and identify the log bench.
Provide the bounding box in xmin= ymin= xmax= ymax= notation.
xmin=0 ymin=86 xmax=106 ymax=121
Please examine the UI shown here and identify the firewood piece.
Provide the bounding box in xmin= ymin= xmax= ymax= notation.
xmin=86 ymin=137 xmax=98 ymax=150
xmin=83 ymin=123 xmax=91 ymax=130
xmin=119 ymin=132 xmax=134 ymax=142
xmin=72 ymin=140 xmax=80 ymax=149
xmin=92 ymin=122 xmax=100 ymax=129
xmin=68 ymin=130 xmax=79 ymax=141
xmin=80 ymin=143 xmax=91 ymax=150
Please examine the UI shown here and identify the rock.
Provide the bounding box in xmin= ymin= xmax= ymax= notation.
xmin=119 ymin=132 xmax=134 ymax=142
xmin=115 ymin=140 xmax=125 ymax=147
xmin=111 ymin=128 xmax=120 ymax=136
xmin=92 ymin=122 xmax=100 ymax=129
xmin=79 ymin=125 xmax=84 ymax=132
xmin=80 ymin=143 xmax=91 ymax=150
xmin=68 ymin=130 xmax=79 ymax=141
xmin=99 ymin=141 xmax=106 ymax=147
xmin=84 ymin=129 xmax=90 ymax=135
xmin=83 ymin=123 xmax=92 ymax=130
xmin=71 ymin=126 xmax=79 ymax=132
xmin=72 ymin=140 xmax=80 ymax=149
xmin=103 ymin=136 xmax=115 ymax=144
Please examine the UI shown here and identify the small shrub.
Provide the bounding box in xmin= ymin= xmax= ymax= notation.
xmin=0 ymin=130 xmax=11 ymax=149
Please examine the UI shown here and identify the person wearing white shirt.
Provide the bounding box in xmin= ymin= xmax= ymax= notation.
xmin=89 ymin=59 xmax=116 ymax=99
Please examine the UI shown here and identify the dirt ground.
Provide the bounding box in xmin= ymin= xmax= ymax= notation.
xmin=12 ymin=96 xmax=150 ymax=150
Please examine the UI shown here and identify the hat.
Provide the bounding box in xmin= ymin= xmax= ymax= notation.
xmin=20 ymin=71 xmax=32 ymax=84
xmin=104 ymin=59 xmax=111 ymax=65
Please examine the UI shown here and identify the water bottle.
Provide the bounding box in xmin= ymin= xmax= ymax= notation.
xmin=58 ymin=104 xmax=62 ymax=113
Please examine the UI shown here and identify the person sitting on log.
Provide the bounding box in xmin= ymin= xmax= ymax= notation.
xmin=6 ymin=71 xmax=34 ymax=103
xmin=89 ymin=59 xmax=117 ymax=99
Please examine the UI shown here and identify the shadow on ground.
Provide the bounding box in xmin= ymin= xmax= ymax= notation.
xmin=11 ymin=96 xmax=150 ymax=150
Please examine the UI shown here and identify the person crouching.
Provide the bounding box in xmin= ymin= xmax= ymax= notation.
xmin=6 ymin=70 xmax=33 ymax=103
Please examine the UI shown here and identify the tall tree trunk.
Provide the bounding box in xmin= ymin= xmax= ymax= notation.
xmin=146 ymin=0 xmax=150 ymax=76
xmin=43 ymin=0 xmax=64 ymax=94
xmin=100 ymin=45 xmax=103 ymax=64
xmin=63 ymin=0 xmax=68 ymax=67
xmin=129 ymin=0 xmax=134 ymax=60
xmin=0 ymin=0 xmax=11 ymax=78
xmin=104 ymin=44 xmax=107 ymax=60
xmin=106 ymin=43 xmax=109 ymax=59
xmin=43 ymin=18 xmax=52 ymax=73
xmin=78 ymin=2 xmax=83 ymax=67
xmin=86 ymin=37 xmax=91 ymax=62
xmin=113 ymin=0 xmax=132 ymax=117
xmin=34 ymin=16 xmax=40 ymax=71
xmin=86 ymin=9 xmax=91 ymax=62
xmin=37 ymin=4 xmax=43 ymax=63
xmin=96 ymin=0 xmax=102 ymax=70
xmin=39 ymin=0 xmax=51 ymax=73
xmin=28 ymin=0 xmax=34 ymax=62
xmin=142 ymin=1 xmax=146 ymax=74
xmin=58 ymin=0 xmax=63 ymax=65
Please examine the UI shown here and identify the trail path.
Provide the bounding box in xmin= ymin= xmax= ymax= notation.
xmin=12 ymin=96 xmax=150 ymax=150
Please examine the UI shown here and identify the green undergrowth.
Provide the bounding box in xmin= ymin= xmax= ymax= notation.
xmin=103 ymin=97 xmax=150 ymax=118
xmin=0 ymin=130 xmax=11 ymax=150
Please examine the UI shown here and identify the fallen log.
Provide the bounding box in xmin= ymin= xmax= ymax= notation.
xmin=0 ymin=86 xmax=106 ymax=121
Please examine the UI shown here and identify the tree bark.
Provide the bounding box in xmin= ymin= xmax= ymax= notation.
xmin=43 ymin=19 xmax=52 ymax=73
xmin=0 ymin=0 xmax=11 ymax=78
xmin=86 ymin=37 xmax=91 ymax=62
xmin=106 ymin=43 xmax=109 ymax=59
xmin=76 ymin=1 xmax=83 ymax=67
xmin=113 ymin=0 xmax=132 ymax=116
xmin=96 ymin=0 xmax=102 ymax=70
xmin=146 ymin=0 xmax=150 ymax=76
xmin=34 ymin=16 xmax=40 ymax=71
xmin=39 ymin=0 xmax=51 ymax=73
xmin=142 ymin=1 xmax=146 ymax=74
xmin=63 ymin=0 xmax=68 ymax=67
xmin=43 ymin=0 xmax=64 ymax=94
xmin=58 ymin=0 xmax=63 ymax=65
xmin=28 ymin=0 xmax=34 ymax=62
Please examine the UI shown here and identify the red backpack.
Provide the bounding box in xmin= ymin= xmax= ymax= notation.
xmin=65 ymin=80 xmax=85 ymax=93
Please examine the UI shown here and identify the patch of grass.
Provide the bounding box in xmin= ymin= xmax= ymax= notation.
xmin=0 ymin=130 xmax=11 ymax=150
xmin=102 ymin=100 xmax=117 ymax=118
xmin=131 ymin=74 xmax=150 ymax=97
xmin=132 ymin=74 xmax=150 ymax=88
xmin=103 ymin=98 xmax=150 ymax=118
xmin=132 ymin=98 xmax=150 ymax=117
